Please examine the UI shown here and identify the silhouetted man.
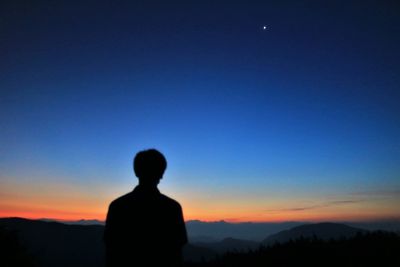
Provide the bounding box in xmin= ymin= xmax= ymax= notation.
xmin=104 ymin=149 xmax=187 ymax=267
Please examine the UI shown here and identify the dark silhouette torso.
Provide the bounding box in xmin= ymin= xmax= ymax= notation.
xmin=104 ymin=185 xmax=188 ymax=267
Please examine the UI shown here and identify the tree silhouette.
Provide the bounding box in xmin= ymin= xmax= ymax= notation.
xmin=184 ymin=231 xmax=400 ymax=267
xmin=0 ymin=226 xmax=38 ymax=267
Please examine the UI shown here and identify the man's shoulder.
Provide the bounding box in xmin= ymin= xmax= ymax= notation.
xmin=109 ymin=191 xmax=182 ymax=209
xmin=109 ymin=191 xmax=134 ymax=208
xmin=159 ymin=193 xmax=182 ymax=209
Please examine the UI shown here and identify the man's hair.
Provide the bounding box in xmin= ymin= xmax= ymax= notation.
xmin=133 ymin=149 xmax=167 ymax=180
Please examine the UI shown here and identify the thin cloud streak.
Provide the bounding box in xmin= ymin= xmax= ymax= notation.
xmin=350 ymin=189 xmax=400 ymax=198
xmin=264 ymin=188 xmax=400 ymax=214
xmin=265 ymin=199 xmax=362 ymax=213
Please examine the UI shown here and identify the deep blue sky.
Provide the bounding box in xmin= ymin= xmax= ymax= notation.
xmin=1 ymin=1 xmax=399 ymax=221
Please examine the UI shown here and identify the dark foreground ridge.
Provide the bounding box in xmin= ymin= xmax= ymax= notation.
xmin=1 ymin=218 xmax=399 ymax=267
xmin=186 ymin=231 xmax=400 ymax=267
xmin=262 ymin=222 xmax=366 ymax=245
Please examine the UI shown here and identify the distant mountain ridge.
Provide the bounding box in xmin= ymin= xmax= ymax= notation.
xmin=0 ymin=217 xmax=105 ymax=267
xmin=37 ymin=219 xmax=309 ymax=241
xmin=31 ymin=218 xmax=400 ymax=241
xmin=186 ymin=220 xmax=304 ymax=241
xmin=262 ymin=222 xmax=366 ymax=246
xmin=0 ymin=218 xmax=229 ymax=266
xmin=1 ymin=217 xmax=399 ymax=267
xmin=194 ymin=237 xmax=259 ymax=253
xmin=39 ymin=218 xmax=105 ymax=225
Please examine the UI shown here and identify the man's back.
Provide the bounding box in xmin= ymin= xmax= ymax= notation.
xmin=104 ymin=185 xmax=187 ymax=267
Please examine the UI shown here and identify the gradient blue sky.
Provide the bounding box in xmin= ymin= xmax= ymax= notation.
xmin=1 ymin=1 xmax=399 ymax=221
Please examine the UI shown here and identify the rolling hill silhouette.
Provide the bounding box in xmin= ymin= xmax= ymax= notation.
xmin=1 ymin=218 xmax=399 ymax=267
xmin=186 ymin=231 xmax=400 ymax=267
xmin=39 ymin=218 xmax=104 ymax=226
xmin=262 ymin=222 xmax=365 ymax=246
xmin=0 ymin=217 xmax=105 ymax=267
xmin=182 ymin=244 xmax=217 ymax=262
xmin=0 ymin=218 xmax=220 ymax=266
xmin=194 ymin=237 xmax=259 ymax=254
xmin=186 ymin=220 xmax=303 ymax=241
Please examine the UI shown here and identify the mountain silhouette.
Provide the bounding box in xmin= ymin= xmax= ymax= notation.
xmin=28 ymin=218 xmax=400 ymax=240
xmin=262 ymin=222 xmax=366 ymax=246
xmin=2 ymin=218 xmax=399 ymax=267
xmin=186 ymin=231 xmax=400 ymax=267
xmin=0 ymin=218 xmax=218 ymax=266
xmin=182 ymin=244 xmax=217 ymax=262
xmin=194 ymin=237 xmax=259 ymax=253
xmin=0 ymin=217 xmax=105 ymax=267
xmin=186 ymin=220 xmax=304 ymax=241
xmin=39 ymin=218 xmax=104 ymax=225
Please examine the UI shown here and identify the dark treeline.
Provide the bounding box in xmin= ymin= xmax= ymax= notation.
xmin=0 ymin=227 xmax=38 ymax=267
xmin=185 ymin=231 xmax=400 ymax=267
xmin=2 ymin=224 xmax=400 ymax=267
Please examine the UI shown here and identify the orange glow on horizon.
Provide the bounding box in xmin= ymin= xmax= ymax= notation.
xmin=1 ymin=208 xmax=399 ymax=223
xmin=1 ymin=179 xmax=399 ymax=223
xmin=0 ymin=210 xmax=104 ymax=222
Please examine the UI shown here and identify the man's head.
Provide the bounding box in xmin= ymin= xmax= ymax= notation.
xmin=133 ymin=149 xmax=167 ymax=186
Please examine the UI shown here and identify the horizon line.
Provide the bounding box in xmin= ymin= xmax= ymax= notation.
xmin=2 ymin=216 xmax=400 ymax=224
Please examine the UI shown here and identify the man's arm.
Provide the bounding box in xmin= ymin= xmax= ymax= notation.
xmin=177 ymin=204 xmax=188 ymax=247
xmin=104 ymin=202 xmax=117 ymax=267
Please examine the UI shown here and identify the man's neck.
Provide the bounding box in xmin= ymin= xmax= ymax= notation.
xmin=137 ymin=183 xmax=159 ymax=191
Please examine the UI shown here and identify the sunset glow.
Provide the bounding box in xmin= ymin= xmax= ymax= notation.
xmin=1 ymin=1 xmax=399 ymax=224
